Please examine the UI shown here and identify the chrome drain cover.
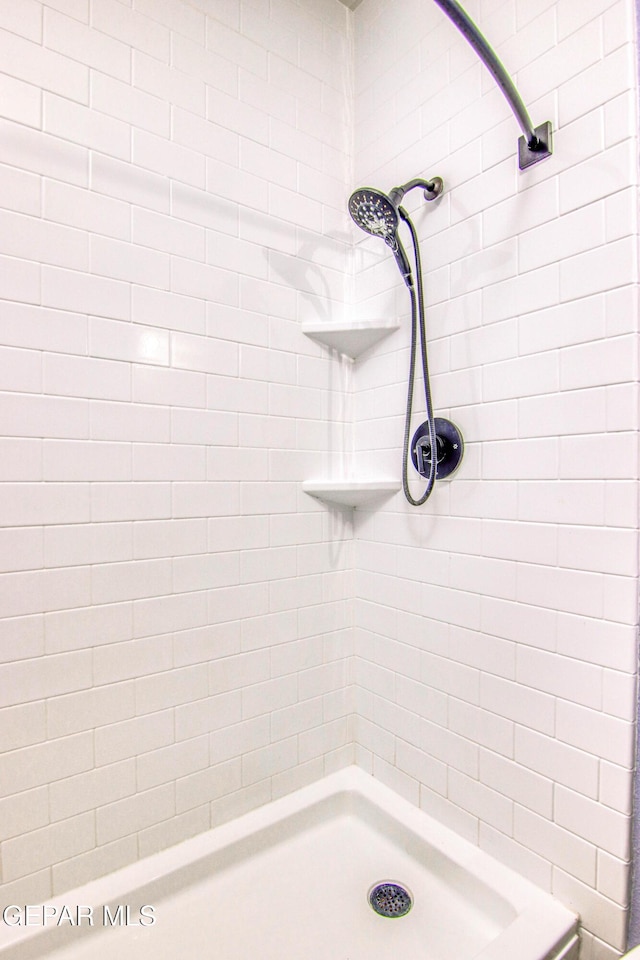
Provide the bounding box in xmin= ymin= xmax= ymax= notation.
xmin=368 ymin=881 xmax=413 ymax=918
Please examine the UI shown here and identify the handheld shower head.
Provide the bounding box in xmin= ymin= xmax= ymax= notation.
xmin=348 ymin=187 xmax=413 ymax=287
xmin=348 ymin=187 xmax=399 ymax=240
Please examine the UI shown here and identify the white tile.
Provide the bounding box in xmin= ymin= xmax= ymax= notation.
xmin=44 ymin=353 xmax=130 ymax=401
xmin=134 ymin=0 xmax=205 ymax=43
xmin=0 ymin=701 xmax=46 ymax=752
xmin=514 ymin=805 xmax=596 ymax=886
xmin=600 ymin=761 xmax=634 ymax=815
xmin=555 ymin=785 xmax=630 ymax=859
xmin=91 ymin=0 xmax=170 ymax=61
xmin=132 ymin=443 xmax=206 ymax=481
xmin=0 ymin=73 xmax=41 ymax=128
xmin=44 ymin=180 xmax=130 ymax=240
xmin=91 ymin=71 xmax=169 ymax=138
xmin=0 ymin=0 xmax=42 ymax=40
xmin=448 ymin=769 xmax=513 ymax=833
xmin=133 ymin=365 xmax=206 ymax=408
xmin=46 ymin=680 xmax=135 ymax=738
xmin=0 ymin=26 xmax=89 ymax=103
xmin=132 ymin=128 xmax=205 ymax=189
xmin=171 ymin=257 xmax=238 ymax=306
xmin=560 ymin=869 xmax=629 ymax=952
xmin=556 ymin=700 xmax=635 ymax=767
xmin=559 ymin=43 xmax=634 ymax=126
xmin=175 ymin=691 xmax=242 ymax=741
xmin=176 ymin=759 xmax=241 ymax=813
xmin=207 ymin=19 xmax=267 ymax=80
xmin=0 ymin=439 xmax=42 ymax=481
xmin=0 ymin=345 xmax=41 ymax=393
xmin=558 ymin=525 xmax=637 ymax=577
xmin=92 ymin=558 xmax=172 ymax=605
xmin=132 ymin=207 xmax=205 ymax=261
xmin=52 ymin=837 xmax=138 ymax=895
xmin=0 ymin=616 xmax=41 ymax=663
xmin=94 ymin=710 xmax=173 ymax=766
xmin=480 ymin=674 xmax=555 ymax=735
xmin=133 ymin=49 xmax=205 ymax=115
xmin=515 ymin=726 xmax=599 ymax=798
xmin=209 ymin=717 xmax=270 ymax=766
xmin=520 ymin=200 xmax=605 ymax=276
xmin=0 ymin=732 xmax=93 ymax=798
xmin=480 ymin=749 xmax=553 ymax=817
xmin=0 ymin=118 xmax=88 ymax=187
xmin=516 ymin=646 xmax=602 ymax=709
xmin=136 ymin=737 xmax=209 ymax=791
xmin=49 ymin=760 xmax=135 ymax=820
xmin=171 ymin=331 xmax=238 ymax=376
xmin=42 ymin=265 xmax=130 ymax=321
xmin=0 ymin=787 xmax=49 ymax=843
xmin=44 ymin=7 xmax=131 ymax=80
xmin=568 ymin=332 xmax=638 ymax=389
xmin=133 ymin=591 xmax=207 ymax=640
xmin=0 ymin=482 xmax=90 ymax=527
xmin=43 ymin=440 xmax=131 ymax=481
xmin=2 ymin=812 xmax=95 ymax=882
xmin=0 ymin=254 xmax=40 ymax=304
xmin=90 ymin=317 xmax=169 ymax=366
xmin=96 ymin=784 xmax=174 ymax=844
xmin=91 ymin=153 xmax=170 ymax=213
xmin=133 ymin=518 xmax=207 ymax=560
xmin=561 ymin=236 xmax=637 ymax=301
xmin=448 ymin=699 xmax=513 ymax=757
xmin=602 ymin=669 xmax=636 ymax=721
xmin=171 ymin=33 xmax=237 ymax=96
xmin=91 ymin=234 xmax=170 ymax=289
xmin=90 ymin=400 xmax=171 ymax=443
xmin=137 ymin=808 xmax=209 ymax=860
xmin=44 ymin=92 xmax=130 ymax=160
xmin=207 ymin=85 xmax=269 ymax=145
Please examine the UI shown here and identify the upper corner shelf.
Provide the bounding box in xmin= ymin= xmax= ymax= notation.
xmin=302 ymin=480 xmax=401 ymax=509
xmin=301 ymin=319 xmax=400 ymax=360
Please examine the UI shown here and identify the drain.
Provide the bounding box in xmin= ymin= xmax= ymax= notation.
xmin=368 ymin=881 xmax=413 ymax=918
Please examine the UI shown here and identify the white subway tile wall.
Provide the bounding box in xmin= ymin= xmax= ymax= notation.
xmin=0 ymin=0 xmax=638 ymax=956
xmin=351 ymin=0 xmax=638 ymax=956
xmin=0 ymin=0 xmax=355 ymax=906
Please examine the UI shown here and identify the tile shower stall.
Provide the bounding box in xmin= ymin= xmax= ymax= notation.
xmin=0 ymin=0 xmax=637 ymax=956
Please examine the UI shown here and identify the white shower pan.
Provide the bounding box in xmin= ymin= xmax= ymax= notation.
xmin=0 ymin=767 xmax=579 ymax=960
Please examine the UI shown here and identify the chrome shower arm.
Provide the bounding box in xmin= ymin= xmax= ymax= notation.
xmin=433 ymin=0 xmax=552 ymax=169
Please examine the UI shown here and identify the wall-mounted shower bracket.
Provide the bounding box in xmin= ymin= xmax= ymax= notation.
xmin=518 ymin=121 xmax=553 ymax=170
xmin=389 ymin=177 xmax=444 ymax=205
xmin=411 ymin=418 xmax=464 ymax=480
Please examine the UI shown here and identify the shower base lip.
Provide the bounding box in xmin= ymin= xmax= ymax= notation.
xmin=302 ymin=479 xmax=401 ymax=508
xmin=0 ymin=767 xmax=578 ymax=960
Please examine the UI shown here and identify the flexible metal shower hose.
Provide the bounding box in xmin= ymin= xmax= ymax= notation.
xmin=400 ymin=209 xmax=438 ymax=506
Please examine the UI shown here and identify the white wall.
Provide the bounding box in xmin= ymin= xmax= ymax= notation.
xmin=1 ymin=1 xmax=638 ymax=957
xmin=0 ymin=0 xmax=355 ymax=901
xmin=350 ymin=1 xmax=639 ymax=957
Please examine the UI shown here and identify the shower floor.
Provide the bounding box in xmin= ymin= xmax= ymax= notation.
xmin=46 ymin=817 xmax=502 ymax=960
xmin=1 ymin=768 xmax=578 ymax=960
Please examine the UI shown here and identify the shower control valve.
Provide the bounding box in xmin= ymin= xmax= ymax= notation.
xmin=411 ymin=417 xmax=464 ymax=480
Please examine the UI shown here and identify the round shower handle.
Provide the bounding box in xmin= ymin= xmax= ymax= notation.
xmin=411 ymin=418 xmax=464 ymax=481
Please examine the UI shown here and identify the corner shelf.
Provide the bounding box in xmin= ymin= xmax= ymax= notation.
xmin=301 ymin=319 xmax=400 ymax=360
xmin=302 ymin=480 xmax=401 ymax=509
